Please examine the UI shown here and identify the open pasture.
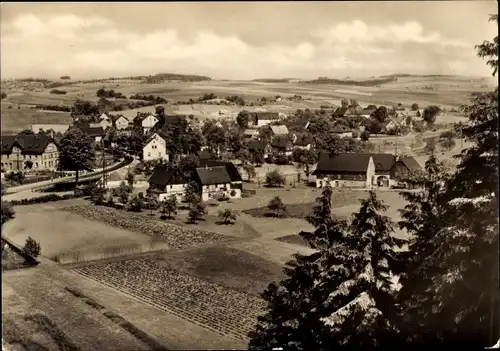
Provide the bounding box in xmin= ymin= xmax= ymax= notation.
xmin=1 ymin=103 xmax=72 ymax=132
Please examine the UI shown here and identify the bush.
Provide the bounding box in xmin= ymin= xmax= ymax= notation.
xmin=10 ymin=193 xmax=82 ymax=206
xmin=265 ymin=169 xmax=285 ymax=188
xmin=22 ymin=237 xmax=41 ymax=258
xmin=267 ymin=196 xmax=287 ymax=218
xmin=230 ymin=189 xmax=237 ymax=197
xmin=218 ymin=209 xmax=239 ymax=224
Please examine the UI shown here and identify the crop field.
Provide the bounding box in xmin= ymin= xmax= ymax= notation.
xmin=1 ymin=103 xmax=72 ymax=132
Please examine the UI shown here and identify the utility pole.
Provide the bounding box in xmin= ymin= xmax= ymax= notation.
xmin=101 ymin=139 xmax=107 ymax=189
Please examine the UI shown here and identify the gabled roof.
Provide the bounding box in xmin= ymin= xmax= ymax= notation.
xmin=148 ymin=166 xmax=188 ymax=187
xmin=313 ymin=153 xmax=372 ymax=174
xmin=111 ymin=114 xmax=128 ymax=123
xmin=195 ymin=166 xmax=232 ymax=185
xmin=312 ymin=152 xmax=397 ymax=175
xmin=270 ymin=136 xmax=292 ymax=148
xmin=293 ymin=133 xmax=313 ymax=146
xmin=197 ymin=150 xmax=212 ymax=160
xmin=270 ymin=125 xmax=289 ymax=135
xmin=333 ymin=106 xmax=348 ymax=116
xmin=144 ymin=132 xmax=166 ymax=146
xmin=285 ymin=120 xmax=309 ymax=130
xmin=198 ymin=159 xmax=243 ymax=182
xmin=252 ymin=112 xmax=280 ymax=120
xmin=398 ymin=156 xmax=422 ymax=171
xmin=247 ymin=139 xmax=268 ymax=150
xmin=1 ymin=134 xmax=54 ymax=155
xmin=77 ymin=124 xmax=105 ymax=137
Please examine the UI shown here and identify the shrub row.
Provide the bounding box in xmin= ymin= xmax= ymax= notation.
xmin=10 ymin=193 xmax=82 ymax=206
xmin=63 ymin=205 xmax=226 ymax=249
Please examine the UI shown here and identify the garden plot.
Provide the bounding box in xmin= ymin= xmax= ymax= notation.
xmin=73 ymin=257 xmax=267 ymax=341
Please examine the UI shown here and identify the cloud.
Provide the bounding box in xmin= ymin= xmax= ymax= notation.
xmin=0 ymin=13 xmax=491 ymax=79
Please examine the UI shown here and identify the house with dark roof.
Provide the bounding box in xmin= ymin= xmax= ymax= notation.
xmin=110 ymin=114 xmax=130 ymax=130
xmin=291 ymin=132 xmax=313 ymax=150
xmin=198 ymin=159 xmax=243 ymax=195
xmin=192 ymin=165 xmax=241 ymax=201
xmin=285 ymin=120 xmax=310 ymax=132
xmin=1 ymin=134 xmax=59 ymax=172
xmin=390 ymin=155 xmax=423 ymax=188
xmin=270 ymin=136 xmax=293 ymax=156
xmin=75 ymin=124 xmax=105 ymax=143
xmin=148 ymin=165 xmax=189 ymax=201
xmin=134 ymin=113 xmax=159 ymax=135
xmin=312 ymin=153 xmax=376 ymax=188
xmin=247 ymin=139 xmax=272 ymax=159
xmin=249 ymin=112 xmax=280 ymax=127
xmin=312 ymin=152 xmax=404 ymax=188
xmin=333 ymin=107 xmax=348 ymax=118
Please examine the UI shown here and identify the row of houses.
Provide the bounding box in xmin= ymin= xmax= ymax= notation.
xmin=148 ymin=159 xmax=243 ymax=201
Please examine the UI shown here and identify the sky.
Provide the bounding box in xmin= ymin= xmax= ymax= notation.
xmin=1 ymin=1 xmax=498 ymax=80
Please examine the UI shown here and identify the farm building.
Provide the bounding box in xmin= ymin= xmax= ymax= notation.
xmin=247 ymin=139 xmax=272 ymax=159
xmin=249 ymin=112 xmax=280 ymax=127
xmin=313 ymin=152 xmax=421 ymax=188
xmin=1 ymin=134 xmax=59 ymax=172
xmin=270 ymin=136 xmax=293 ymax=156
xmin=148 ymin=166 xmax=189 ymax=201
xmin=74 ymin=124 xmax=105 ymax=144
xmin=192 ymin=165 xmax=242 ymax=201
xmin=269 ymin=125 xmax=289 ymax=137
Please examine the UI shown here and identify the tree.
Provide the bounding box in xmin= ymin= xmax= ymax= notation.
xmin=146 ymin=193 xmax=159 ymax=216
xmin=57 ymin=128 xmax=95 ymax=186
xmin=364 ymin=119 xmax=383 ymax=135
xmin=22 ymin=237 xmax=41 ymax=258
xmin=267 ymin=196 xmax=287 ymax=217
xmin=160 ymin=195 xmax=178 ymax=219
xmin=411 ymin=103 xmax=419 ymax=111
xmin=242 ymin=164 xmax=256 ymax=181
xmin=18 ymin=129 xmax=34 ymax=135
xmin=178 ymin=154 xmax=199 ymax=174
xmin=394 ymin=15 xmax=500 ymax=348
xmin=227 ymin=129 xmax=243 ymax=153
xmin=292 ymin=148 xmax=316 ymax=177
xmin=1 ymin=201 xmax=15 ymax=226
xmin=126 ymin=170 xmax=135 ymax=188
xmin=90 ymin=186 xmax=107 ymax=205
xmin=188 ymin=196 xmax=206 ymax=223
xmin=1 ymin=92 xmax=7 ymax=99
xmin=202 ymin=120 xmax=226 ymax=155
xmin=249 ymin=148 xmax=265 ymax=166
xmin=249 ymin=185 xmax=349 ymax=350
xmin=360 ymin=131 xmax=370 ymax=141
xmin=236 ymin=110 xmax=250 ymax=130
xmin=126 ymin=194 xmax=144 ymax=212
xmin=218 ymin=208 xmax=239 ymax=224
xmin=265 ymin=169 xmax=285 ymax=188
xmin=184 ymin=181 xmax=200 ymax=204
xmin=423 ymin=105 xmax=441 ymax=124
xmin=320 ymin=191 xmax=405 ymax=348
xmin=341 ymin=98 xmax=349 ymax=108
xmin=114 ymin=180 xmax=132 ymax=204
xmin=370 ymin=106 xmax=389 ymax=123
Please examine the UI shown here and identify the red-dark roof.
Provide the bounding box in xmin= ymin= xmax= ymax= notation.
xmin=398 ymin=156 xmax=422 ymax=171
xmin=247 ymin=140 xmax=268 ymax=150
xmin=194 ymin=166 xmax=232 ymax=185
xmin=76 ymin=124 xmax=105 ymax=137
xmin=148 ymin=166 xmax=188 ymax=187
xmin=270 ymin=136 xmax=292 ymax=149
xmin=1 ymin=134 xmax=54 ymax=155
xmin=198 ymin=159 xmax=243 ymax=182
xmin=313 ymin=152 xmax=397 ymax=175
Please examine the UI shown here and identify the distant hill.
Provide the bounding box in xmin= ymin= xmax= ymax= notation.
xmin=301 ymin=77 xmax=397 ymax=86
xmin=252 ymin=78 xmax=298 ymax=83
xmin=379 ymin=73 xmax=460 ymax=79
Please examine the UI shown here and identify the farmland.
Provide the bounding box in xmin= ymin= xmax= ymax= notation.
xmin=1 ymin=74 xmax=491 ymax=132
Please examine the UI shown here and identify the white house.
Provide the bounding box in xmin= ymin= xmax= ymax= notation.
xmin=139 ymin=114 xmax=159 ymax=135
xmin=249 ymin=112 xmax=280 ymax=127
xmin=99 ymin=113 xmax=111 ymax=122
xmin=193 ymin=166 xmax=238 ymax=202
xmin=148 ymin=166 xmax=188 ymax=201
xmin=112 ymin=115 xmax=130 ymax=130
xmin=142 ymin=133 xmax=170 ymax=162
xmin=99 ymin=118 xmax=112 ymax=130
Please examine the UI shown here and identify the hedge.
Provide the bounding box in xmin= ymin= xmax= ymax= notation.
xmin=10 ymin=193 xmax=83 ymax=206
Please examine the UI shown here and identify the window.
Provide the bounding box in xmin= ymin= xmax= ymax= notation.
xmin=158 ymin=152 xmax=161 ymax=157
xmin=35 ymin=162 xmax=38 ymax=168
xmin=148 ymin=152 xmax=151 ymax=157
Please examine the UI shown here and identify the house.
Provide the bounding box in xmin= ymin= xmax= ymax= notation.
xmin=332 ymin=125 xmax=354 ymax=138
xmin=243 ymin=128 xmax=259 ymax=139
xmin=359 ymin=108 xmax=375 ymax=119
xmin=390 ymin=155 xmax=423 ymax=188
xmin=269 ymin=124 xmax=289 ymax=137
xmin=247 ymin=139 xmax=272 ymax=159
xmin=312 ymin=153 xmax=376 ymax=188
xmin=76 ymin=124 xmax=105 ymax=143
xmin=249 ymin=112 xmax=280 ymax=127
xmin=1 ymin=134 xmax=59 ymax=172
xmin=270 ymin=136 xmax=293 ymax=156
xmin=312 ymin=152 xmax=398 ymax=188
xmin=111 ymin=115 xmax=130 ymax=130
xmin=193 ymin=165 xmax=241 ymax=201
xmin=135 ymin=114 xmax=159 ymax=135
xmin=99 ymin=113 xmax=111 ymax=122
xmin=332 ymin=107 xmax=348 ymax=118
xmin=148 ymin=166 xmax=189 ymax=201
xmin=98 ymin=118 xmax=112 ymax=130
xmin=285 ymin=120 xmax=310 ymax=132
xmin=198 ymin=159 xmax=243 ymax=197
xmin=142 ymin=133 xmax=171 ymax=162
xmin=291 ymin=132 xmax=313 ymax=150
